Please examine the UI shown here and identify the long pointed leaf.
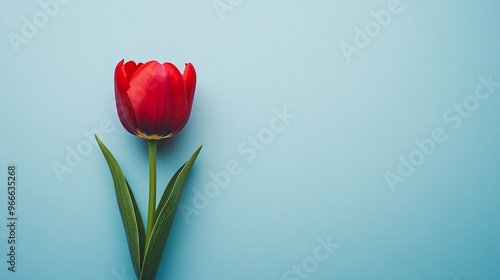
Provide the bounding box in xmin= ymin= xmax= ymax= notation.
xmin=96 ymin=135 xmax=146 ymax=278
xmin=140 ymin=145 xmax=202 ymax=280
xmin=126 ymin=180 xmax=146 ymax=270
xmin=153 ymin=163 xmax=185 ymax=223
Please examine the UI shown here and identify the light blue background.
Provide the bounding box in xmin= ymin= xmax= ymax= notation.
xmin=1 ymin=1 xmax=499 ymax=279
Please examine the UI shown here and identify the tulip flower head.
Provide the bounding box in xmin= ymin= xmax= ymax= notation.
xmin=114 ymin=59 xmax=196 ymax=140
xmin=98 ymin=59 xmax=201 ymax=280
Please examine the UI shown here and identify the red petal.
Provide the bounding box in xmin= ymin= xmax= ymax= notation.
xmin=114 ymin=60 xmax=138 ymax=135
xmin=115 ymin=59 xmax=129 ymax=94
xmin=172 ymin=63 xmax=196 ymax=135
xmin=124 ymin=61 xmax=138 ymax=81
xmin=162 ymin=62 xmax=188 ymax=136
xmin=183 ymin=63 xmax=196 ymax=111
xmin=127 ymin=61 xmax=187 ymax=138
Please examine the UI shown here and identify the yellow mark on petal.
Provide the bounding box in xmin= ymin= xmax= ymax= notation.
xmin=136 ymin=130 xmax=173 ymax=140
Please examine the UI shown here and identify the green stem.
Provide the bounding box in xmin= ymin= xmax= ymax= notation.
xmin=146 ymin=139 xmax=158 ymax=245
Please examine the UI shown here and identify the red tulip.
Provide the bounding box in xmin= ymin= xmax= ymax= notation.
xmin=114 ymin=59 xmax=196 ymax=140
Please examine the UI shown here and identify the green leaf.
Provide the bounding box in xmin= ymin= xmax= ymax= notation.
xmin=153 ymin=163 xmax=185 ymax=223
xmin=140 ymin=145 xmax=202 ymax=280
xmin=96 ymin=135 xmax=146 ymax=279
xmin=126 ymin=180 xmax=146 ymax=270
